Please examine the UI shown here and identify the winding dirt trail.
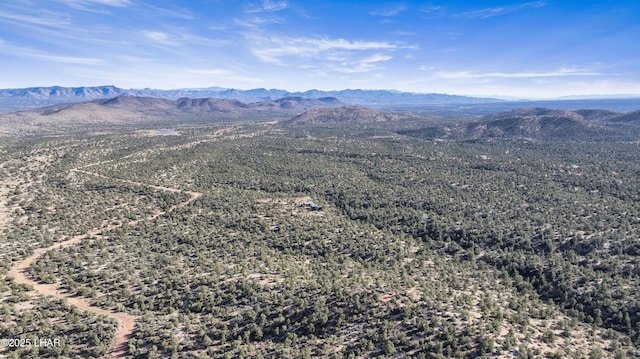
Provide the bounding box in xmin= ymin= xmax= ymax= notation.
xmin=5 ymin=169 xmax=202 ymax=358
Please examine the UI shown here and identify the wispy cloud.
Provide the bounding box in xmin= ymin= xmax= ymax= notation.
xmin=57 ymin=0 xmax=131 ymax=13
xmin=394 ymin=31 xmax=416 ymax=36
xmin=458 ymin=1 xmax=547 ymax=19
xmin=58 ymin=0 xmax=131 ymax=8
xmin=433 ymin=68 xmax=600 ymax=79
xmin=0 ymin=38 xmax=104 ymax=65
xmin=142 ymin=3 xmax=195 ymax=20
xmin=143 ymin=31 xmax=170 ymax=43
xmin=364 ymin=54 xmax=393 ymax=63
xmin=331 ymin=54 xmax=393 ymax=73
xmin=140 ymin=28 xmax=232 ymax=48
xmin=245 ymin=0 xmax=287 ymax=13
xmin=247 ymin=34 xmax=399 ymax=64
xmin=0 ymin=9 xmax=71 ymax=27
xmin=38 ymin=54 xmax=105 ymax=65
xmin=419 ymin=5 xmax=445 ymax=15
xmin=234 ymin=15 xmax=284 ymax=28
xmin=370 ymin=5 xmax=406 ymax=17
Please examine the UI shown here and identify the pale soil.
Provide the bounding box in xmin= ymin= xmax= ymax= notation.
xmin=4 ymin=166 xmax=202 ymax=358
xmin=6 ymin=229 xmax=136 ymax=358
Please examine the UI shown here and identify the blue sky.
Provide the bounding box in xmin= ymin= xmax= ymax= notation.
xmin=1 ymin=0 xmax=639 ymax=98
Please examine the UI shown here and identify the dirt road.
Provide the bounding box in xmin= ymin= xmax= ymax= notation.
xmin=5 ymin=169 xmax=202 ymax=358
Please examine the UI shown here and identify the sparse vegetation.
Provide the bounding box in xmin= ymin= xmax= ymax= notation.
xmin=1 ymin=111 xmax=639 ymax=358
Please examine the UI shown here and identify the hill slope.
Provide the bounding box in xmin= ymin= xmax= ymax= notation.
xmin=283 ymin=106 xmax=403 ymax=126
xmin=0 ymin=96 xmax=344 ymax=135
xmin=607 ymin=109 xmax=640 ymax=124
xmin=400 ymin=107 xmax=640 ymax=141
xmin=464 ymin=108 xmax=603 ymax=140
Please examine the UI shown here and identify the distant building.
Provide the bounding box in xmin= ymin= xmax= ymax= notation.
xmin=301 ymin=200 xmax=323 ymax=211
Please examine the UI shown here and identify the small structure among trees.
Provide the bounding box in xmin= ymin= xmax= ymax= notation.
xmin=301 ymin=200 xmax=323 ymax=211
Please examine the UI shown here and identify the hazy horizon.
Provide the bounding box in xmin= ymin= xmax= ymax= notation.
xmin=1 ymin=1 xmax=639 ymax=99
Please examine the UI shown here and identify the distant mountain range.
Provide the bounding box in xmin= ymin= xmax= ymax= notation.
xmin=0 ymin=85 xmax=501 ymax=113
xmin=1 ymin=85 xmax=639 ymax=141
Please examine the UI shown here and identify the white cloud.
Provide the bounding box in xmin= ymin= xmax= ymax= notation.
xmin=55 ymin=0 xmax=131 ymax=13
xmin=59 ymin=0 xmax=131 ymax=8
xmin=140 ymin=28 xmax=231 ymax=49
xmin=330 ymin=64 xmax=376 ymax=74
xmin=363 ymin=54 xmax=393 ymax=63
xmin=54 ymin=0 xmax=133 ymax=14
xmin=234 ymin=15 xmax=284 ymax=28
xmin=433 ymin=68 xmax=600 ymax=79
xmin=247 ymin=34 xmax=399 ymax=63
xmin=0 ymin=38 xmax=104 ymax=65
xmin=419 ymin=5 xmax=445 ymax=15
xmin=420 ymin=5 xmax=444 ymax=12
xmin=370 ymin=6 xmax=406 ymax=17
xmin=331 ymin=54 xmax=393 ymax=73
xmin=458 ymin=1 xmax=547 ymax=19
xmin=395 ymin=66 xmax=609 ymax=96
xmin=91 ymin=0 xmax=131 ymax=5
xmin=262 ymin=0 xmax=287 ymax=12
xmin=394 ymin=31 xmax=416 ymax=36
xmin=245 ymin=0 xmax=287 ymax=13
xmin=142 ymin=3 xmax=195 ymax=20
xmin=143 ymin=31 xmax=170 ymax=43
xmin=40 ymin=54 xmax=105 ymax=65
xmin=0 ymin=9 xmax=70 ymax=27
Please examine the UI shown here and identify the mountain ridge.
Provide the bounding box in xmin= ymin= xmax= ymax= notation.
xmin=0 ymin=85 xmax=501 ymax=113
xmin=0 ymin=96 xmax=346 ymax=135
